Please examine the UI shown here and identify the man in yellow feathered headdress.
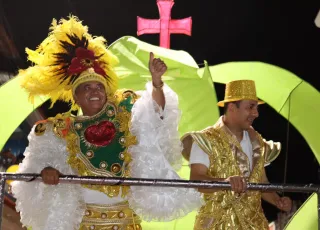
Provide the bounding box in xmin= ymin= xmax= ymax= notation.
xmin=11 ymin=16 xmax=202 ymax=230
xmin=181 ymin=80 xmax=292 ymax=230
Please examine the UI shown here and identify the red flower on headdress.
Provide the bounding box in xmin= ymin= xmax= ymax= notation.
xmin=67 ymin=47 xmax=106 ymax=76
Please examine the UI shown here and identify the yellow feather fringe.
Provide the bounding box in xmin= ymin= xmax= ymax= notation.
xmin=19 ymin=15 xmax=119 ymax=111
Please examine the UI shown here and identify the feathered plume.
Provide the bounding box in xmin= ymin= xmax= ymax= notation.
xmin=19 ymin=15 xmax=119 ymax=111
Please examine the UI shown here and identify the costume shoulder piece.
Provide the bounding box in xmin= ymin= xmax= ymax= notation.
xmin=249 ymin=128 xmax=281 ymax=166
xmin=114 ymin=89 xmax=140 ymax=107
xmin=33 ymin=120 xmax=49 ymax=136
xmin=33 ymin=113 xmax=73 ymax=138
xmin=262 ymin=139 xmax=281 ymax=166
xmin=47 ymin=113 xmax=73 ymax=138
xmin=181 ymin=126 xmax=222 ymax=161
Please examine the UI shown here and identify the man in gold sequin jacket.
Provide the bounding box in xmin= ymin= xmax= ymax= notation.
xmin=182 ymin=80 xmax=292 ymax=230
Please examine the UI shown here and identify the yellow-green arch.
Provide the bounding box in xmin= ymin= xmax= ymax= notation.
xmin=0 ymin=36 xmax=318 ymax=229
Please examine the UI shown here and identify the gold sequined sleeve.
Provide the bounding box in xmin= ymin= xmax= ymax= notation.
xmin=181 ymin=132 xmax=213 ymax=161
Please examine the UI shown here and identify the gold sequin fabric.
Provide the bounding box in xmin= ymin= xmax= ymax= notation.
xmin=225 ymin=80 xmax=258 ymax=100
xmin=217 ymin=80 xmax=264 ymax=106
xmin=80 ymin=202 xmax=142 ymax=230
xmin=182 ymin=117 xmax=280 ymax=230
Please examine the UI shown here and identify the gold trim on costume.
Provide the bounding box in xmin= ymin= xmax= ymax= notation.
xmin=80 ymin=202 xmax=142 ymax=230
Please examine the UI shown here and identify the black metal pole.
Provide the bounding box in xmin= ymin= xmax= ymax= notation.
xmin=1 ymin=173 xmax=320 ymax=230
xmin=318 ymin=193 xmax=320 ymax=230
xmin=1 ymin=173 xmax=320 ymax=193
xmin=0 ymin=177 xmax=6 ymax=230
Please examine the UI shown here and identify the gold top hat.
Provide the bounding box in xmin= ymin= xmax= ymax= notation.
xmin=217 ymin=80 xmax=264 ymax=107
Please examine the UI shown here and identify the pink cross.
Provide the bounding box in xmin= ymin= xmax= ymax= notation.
xmin=137 ymin=0 xmax=192 ymax=49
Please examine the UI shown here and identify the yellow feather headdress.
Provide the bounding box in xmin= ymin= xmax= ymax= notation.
xmin=19 ymin=15 xmax=119 ymax=111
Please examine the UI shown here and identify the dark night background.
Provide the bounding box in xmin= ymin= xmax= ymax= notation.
xmin=0 ymin=0 xmax=319 ymax=222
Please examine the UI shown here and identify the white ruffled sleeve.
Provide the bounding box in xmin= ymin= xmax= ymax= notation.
xmin=127 ymin=82 xmax=203 ymax=222
xmin=11 ymin=123 xmax=85 ymax=230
